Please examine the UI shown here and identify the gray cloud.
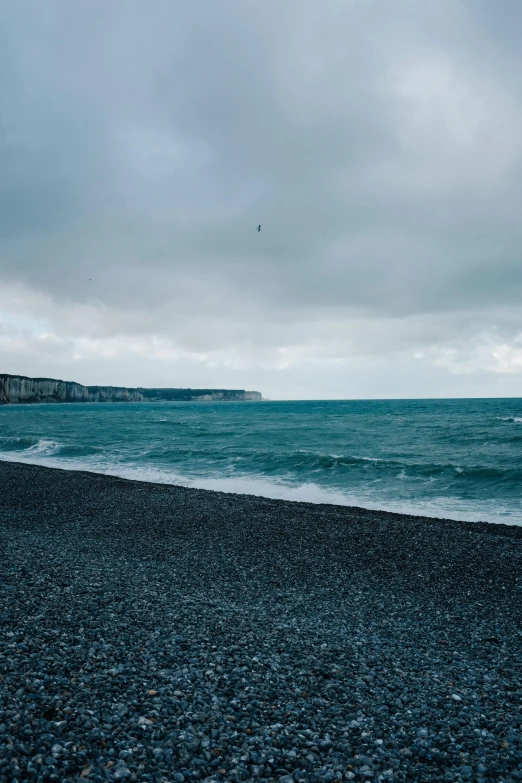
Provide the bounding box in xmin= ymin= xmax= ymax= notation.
xmin=2 ymin=0 xmax=522 ymax=396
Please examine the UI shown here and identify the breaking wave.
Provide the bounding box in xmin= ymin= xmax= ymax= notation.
xmin=0 ymin=438 xmax=60 ymax=455
xmin=1 ymin=397 xmax=522 ymax=524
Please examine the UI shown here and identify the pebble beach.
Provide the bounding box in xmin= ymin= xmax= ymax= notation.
xmin=1 ymin=460 xmax=522 ymax=783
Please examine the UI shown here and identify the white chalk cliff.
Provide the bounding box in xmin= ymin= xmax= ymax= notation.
xmin=0 ymin=374 xmax=262 ymax=404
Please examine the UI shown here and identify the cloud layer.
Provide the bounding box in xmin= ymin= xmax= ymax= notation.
xmin=2 ymin=0 xmax=522 ymax=397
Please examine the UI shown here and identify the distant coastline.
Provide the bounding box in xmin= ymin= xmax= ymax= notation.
xmin=0 ymin=373 xmax=262 ymax=404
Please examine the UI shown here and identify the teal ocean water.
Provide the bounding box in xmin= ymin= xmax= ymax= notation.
xmin=1 ymin=398 xmax=522 ymax=525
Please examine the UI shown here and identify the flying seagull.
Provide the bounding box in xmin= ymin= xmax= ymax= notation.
xmin=257 ymin=224 xmax=261 ymax=232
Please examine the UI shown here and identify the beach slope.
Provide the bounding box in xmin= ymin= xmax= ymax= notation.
xmin=1 ymin=461 xmax=521 ymax=782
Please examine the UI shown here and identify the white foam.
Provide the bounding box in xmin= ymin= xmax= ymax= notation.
xmin=0 ymin=439 xmax=61 ymax=458
xmin=27 ymin=439 xmax=61 ymax=454
xmin=1 ymin=452 xmax=521 ymax=526
xmin=107 ymin=469 xmax=522 ymax=525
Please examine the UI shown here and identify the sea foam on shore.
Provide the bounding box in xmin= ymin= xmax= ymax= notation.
xmin=2 ymin=397 xmax=522 ymax=525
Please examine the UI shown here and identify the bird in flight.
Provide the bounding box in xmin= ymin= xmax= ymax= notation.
xmin=257 ymin=224 xmax=261 ymax=232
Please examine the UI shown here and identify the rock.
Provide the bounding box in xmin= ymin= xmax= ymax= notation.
xmin=113 ymin=763 xmax=132 ymax=780
xmin=2 ymin=459 xmax=522 ymax=783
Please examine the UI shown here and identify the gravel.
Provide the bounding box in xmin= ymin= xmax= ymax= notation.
xmin=1 ymin=460 xmax=522 ymax=783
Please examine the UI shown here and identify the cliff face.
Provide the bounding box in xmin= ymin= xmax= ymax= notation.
xmin=0 ymin=375 xmax=144 ymax=404
xmin=0 ymin=374 xmax=262 ymax=404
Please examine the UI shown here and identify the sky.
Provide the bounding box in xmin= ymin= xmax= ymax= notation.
xmin=1 ymin=0 xmax=522 ymax=399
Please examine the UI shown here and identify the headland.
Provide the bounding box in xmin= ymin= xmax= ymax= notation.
xmin=0 ymin=373 xmax=262 ymax=404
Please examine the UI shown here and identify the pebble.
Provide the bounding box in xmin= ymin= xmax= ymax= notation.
xmin=1 ymin=460 xmax=522 ymax=783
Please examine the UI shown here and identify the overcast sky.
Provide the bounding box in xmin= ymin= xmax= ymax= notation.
xmin=1 ymin=1 xmax=522 ymax=399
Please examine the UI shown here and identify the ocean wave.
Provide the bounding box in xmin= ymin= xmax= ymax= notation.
xmin=4 ymin=436 xmax=519 ymax=487
xmin=140 ymin=445 xmax=522 ymax=485
xmin=254 ymin=450 xmax=455 ymax=476
xmin=504 ymin=434 xmax=522 ymax=444
xmin=0 ymin=437 xmax=40 ymax=451
xmin=156 ymin=419 xmax=191 ymax=426
xmin=0 ymin=445 xmax=520 ymax=525
xmin=28 ymin=439 xmax=62 ymax=455
xmin=0 ymin=437 xmax=60 ymax=455
xmin=55 ymin=444 xmax=100 ymax=457
xmin=263 ymin=450 xmax=522 ymax=485
xmin=2 ymin=398 xmax=522 ymax=526
xmin=278 ymin=451 xmax=389 ymax=470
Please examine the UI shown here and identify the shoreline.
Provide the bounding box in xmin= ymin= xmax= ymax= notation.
xmin=1 ymin=460 xmax=522 ymax=782
xmin=0 ymin=453 xmax=518 ymax=529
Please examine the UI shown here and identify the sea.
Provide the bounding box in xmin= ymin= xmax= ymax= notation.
xmin=1 ymin=398 xmax=521 ymax=525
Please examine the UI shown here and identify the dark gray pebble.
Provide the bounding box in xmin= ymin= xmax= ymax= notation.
xmin=1 ymin=460 xmax=522 ymax=783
